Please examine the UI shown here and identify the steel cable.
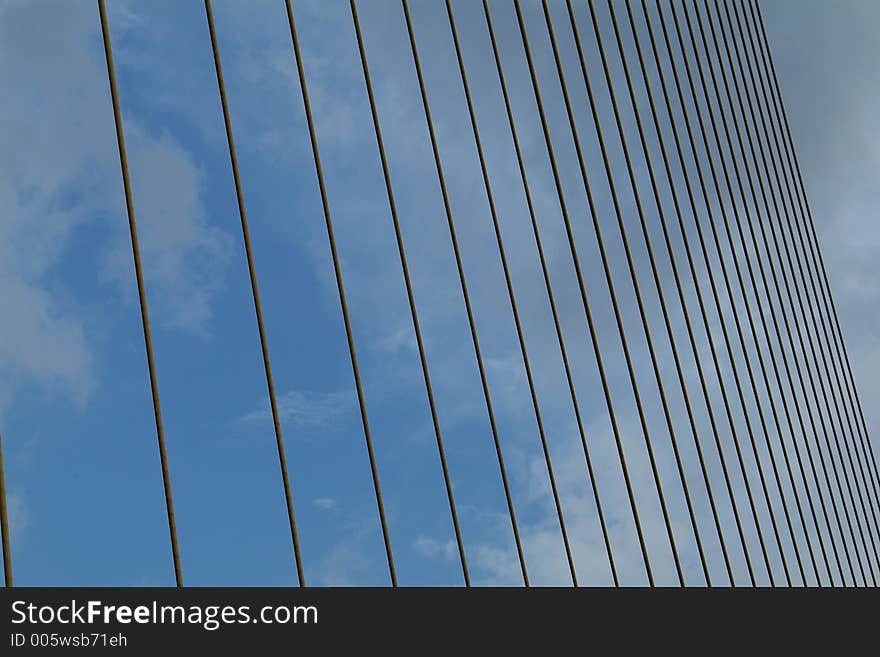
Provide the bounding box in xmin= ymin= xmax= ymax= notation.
xmin=571 ymin=0 xmax=711 ymax=585
xmin=683 ymin=0 xmax=860 ymax=584
xmin=481 ymin=0 xmax=619 ymax=585
xmin=510 ymin=0 xmax=656 ymax=584
xmin=634 ymin=0 xmax=764 ymax=585
xmin=205 ymin=0 xmax=307 ymax=586
xmin=668 ymin=0 xmax=843 ymax=582
xmin=0 ymin=432 xmax=11 ymax=586
xmin=283 ymin=0 xmax=396 ymax=585
xmin=653 ymin=0 xmax=780 ymax=584
xmin=749 ymin=0 xmax=880 ymax=532
xmin=752 ymin=4 xmax=880 ymax=508
xmin=698 ymin=0 xmax=873 ymax=584
xmin=736 ymin=0 xmax=880 ymax=555
xmin=446 ymin=0 xmax=580 ymax=585
xmin=609 ymin=0 xmax=764 ymax=585
xmin=722 ymin=0 xmax=880 ymax=580
xmin=99 ymin=0 xmax=183 ymax=587
xmin=683 ymin=0 xmax=830 ymax=586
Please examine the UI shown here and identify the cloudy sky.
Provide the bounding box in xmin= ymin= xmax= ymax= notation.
xmin=0 ymin=0 xmax=877 ymax=586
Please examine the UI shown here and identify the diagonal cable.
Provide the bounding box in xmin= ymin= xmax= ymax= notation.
xmin=99 ymin=0 xmax=183 ymax=587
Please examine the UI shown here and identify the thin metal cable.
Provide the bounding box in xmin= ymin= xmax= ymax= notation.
xmin=399 ymin=0 xmax=509 ymax=586
xmin=749 ymin=0 xmax=880 ymax=523
xmin=688 ymin=0 xmax=860 ymax=585
xmin=636 ymin=0 xmax=760 ymax=586
xmin=685 ymin=0 xmax=823 ymax=586
xmin=98 ymin=0 xmax=182 ymax=587
xmin=699 ymin=0 xmax=841 ymax=587
xmin=718 ymin=0 xmax=847 ymax=585
xmin=750 ymin=2 xmax=880 ymax=513
xmin=697 ymin=3 xmax=843 ymax=586
xmin=553 ymin=0 xmax=688 ymax=586
xmin=283 ymin=0 xmax=396 ymax=585
xmin=205 ymin=0 xmax=306 ymax=587
xmin=351 ymin=0 xmax=524 ymax=586
xmin=481 ymin=0 xmax=619 ymax=585
xmin=550 ymin=0 xmax=689 ymax=587
xmin=509 ymin=0 xmax=655 ymax=584
xmin=703 ymin=0 xmax=874 ymax=585
xmin=747 ymin=0 xmax=880 ymax=533
xmin=446 ymin=0 xmax=576 ymax=586
xmin=726 ymin=0 xmax=880 ymax=577
xmin=685 ymin=0 xmax=848 ymax=587
xmin=574 ymin=0 xmax=706 ymax=585
xmin=611 ymin=0 xmax=746 ymax=586
xmin=657 ymin=0 xmax=781 ymax=585
xmin=720 ymin=0 xmax=880 ymax=580
xmin=742 ymin=0 xmax=880 ymax=537
xmin=674 ymin=0 xmax=813 ymax=586
xmin=681 ymin=0 xmax=846 ymax=586
xmin=0 ymin=432 xmax=11 ymax=586
xmin=734 ymin=0 xmax=880 ymax=576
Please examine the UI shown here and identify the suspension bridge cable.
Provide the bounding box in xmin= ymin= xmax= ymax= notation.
xmin=683 ymin=0 xmax=848 ymax=586
xmin=654 ymin=0 xmax=779 ymax=585
xmin=0 ymin=432 xmax=11 ymax=586
xmin=549 ymin=0 xmax=688 ymax=585
xmin=697 ymin=6 xmax=843 ymax=586
xmin=399 ymin=0 xmax=516 ymax=586
xmin=751 ymin=0 xmax=880 ymax=510
xmin=711 ymin=0 xmax=843 ymax=585
xmin=699 ymin=0 xmax=845 ymax=587
xmin=481 ymin=0 xmax=619 ymax=585
xmin=748 ymin=0 xmax=880 ymax=522
xmin=611 ymin=0 xmax=759 ymax=586
xmin=508 ymin=0 xmax=655 ymax=584
xmin=703 ymin=0 xmax=873 ymax=584
xmin=573 ymin=0 xmax=710 ymax=585
xmin=446 ymin=0 xmax=579 ymax=586
xmin=719 ymin=0 xmax=877 ymax=585
xmin=98 ymin=0 xmax=183 ymax=587
xmin=636 ymin=0 xmax=764 ymax=586
xmin=674 ymin=0 xmax=814 ymax=586
xmin=622 ymin=0 xmax=770 ymax=586
xmin=282 ymin=0 xmax=396 ymax=585
xmin=725 ymin=0 xmax=880 ymax=577
xmin=739 ymin=0 xmax=880 ymax=542
xmin=205 ymin=0 xmax=306 ymax=586
xmin=548 ymin=0 xmax=691 ymax=586
xmin=687 ymin=0 xmax=860 ymax=585
xmin=684 ymin=0 xmax=825 ymax=586
xmin=690 ymin=0 xmax=848 ymax=587
xmin=351 ymin=0 xmax=528 ymax=586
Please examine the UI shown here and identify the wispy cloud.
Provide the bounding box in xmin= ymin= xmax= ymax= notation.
xmin=240 ymin=389 xmax=354 ymax=427
xmin=100 ymin=119 xmax=234 ymax=335
xmin=0 ymin=279 xmax=94 ymax=408
xmin=413 ymin=535 xmax=457 ymax=563
xmin=314 ymin=497 xmax=338 ymax=511
xmin=8 ymin=493 xmax=28 ymax=538
xmin=0 ymin=1 xmax=233 ymax=411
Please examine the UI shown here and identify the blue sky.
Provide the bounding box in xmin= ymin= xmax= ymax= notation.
xmin=1 ymin=0 xmax=877 ymax=586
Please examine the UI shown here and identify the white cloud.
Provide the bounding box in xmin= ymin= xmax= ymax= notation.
xmin=314 ymin=497 xmax=338 ymax=510
xmin=241 ymin=389 xmax=354 ymax=428
xmin=7 ymin=493 xmax=28 ymax=538
xmin=375 ymin=324 xmax=418 ymax=354
xmin=0 ymin=279 xmax=94 ymax=406
xmin=413 ymin=535 xmax=458 ymax=563
xmin=100 ymin=120 xmax=234 ymax=335
xmin=0 ymin=1 xmax=233 ymax=412
xmin=312 ymin=520 xmax=381 ymax=586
